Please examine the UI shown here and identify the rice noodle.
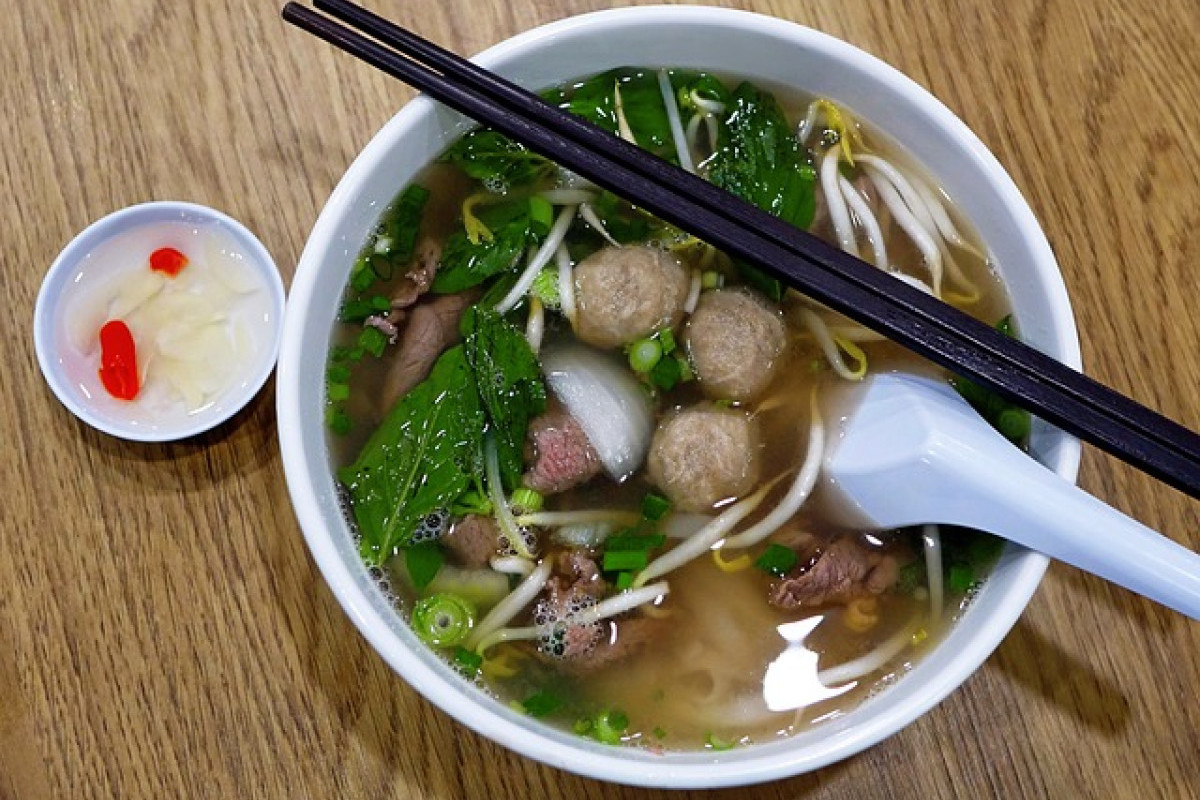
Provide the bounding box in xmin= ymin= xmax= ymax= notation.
xmin=722 ymin=392 xmax=825 ymax=548
xmin=820 ymin=148 xmax=858 ymax=257
xmin=799 ymin=308 xmax=866 ymax=380
xmin=817 ymin=619 xmax=919 ymax=687
xmin=555 ymin=243 xmax=577 ymax=324
xmin=634 ymin=477 xmax=782 ymax=587
xmin=838 ymin=174 xmax=888 ymax=269
xmin=465 ymin=558 xmax=553 ymax=650
xmin=922 ymin=525 xmax=944 ymax=623
xmin=658 ymin=69 xmax=695 ymax=173
xmin=494 ymin=205 xmax=578 ymax=314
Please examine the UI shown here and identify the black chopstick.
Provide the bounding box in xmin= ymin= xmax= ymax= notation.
xmin=281 ymin=2 xmax=1200 ymax=499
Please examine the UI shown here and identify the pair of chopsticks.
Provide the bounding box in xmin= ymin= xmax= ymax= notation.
xmin=282 ymin=0 xmax=1200 ymax=499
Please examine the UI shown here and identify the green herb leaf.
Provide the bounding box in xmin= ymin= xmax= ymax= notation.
xmin=462 ymin=307 xmax=547 ymax=491
xmin=349 ymin=184 xmax=430 ymax=294
xmin=441 ymin=128 xmax=554 ymax=190
xmin=405 ymin=540 xmax=445 ymax=591
xmin=433 ymin=199 xmax=548 ymax=293
xmin=708 ymin=82 xmax=817 ymax=232
xmin=563 ymin=69 xmax=675 ymax=159
xmin=339 ymin=346 xmax=485 ymax=564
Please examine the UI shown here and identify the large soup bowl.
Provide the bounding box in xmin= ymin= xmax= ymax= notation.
xmin=277 ymin=6 xmax=1081 ymax=788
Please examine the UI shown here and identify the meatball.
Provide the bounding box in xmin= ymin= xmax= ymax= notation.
xmin=684 ymin=289 xmax=787 ymax=402
xmin=646 ymin=404 xmax=761 ymax=513
xmin=573 ymin=245 xmax=690 ymax=348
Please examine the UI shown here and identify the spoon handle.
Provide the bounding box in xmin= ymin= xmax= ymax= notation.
xmin=942 ymin=439 xmax=1200 ymax=619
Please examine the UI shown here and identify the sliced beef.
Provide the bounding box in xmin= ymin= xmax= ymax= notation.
xmin=563 ymin=616 xmax=662 ymax=675
xmin=380 ymin=290 xmax=477 ymax=412
xmin=521 ymin=408 xmax=602 ymax=494
xmin=389 ymin=238 xmax=440 ymax=310
xmin=441 ymin=515 xmax=500 ymax=569
xmin=769 ymin=535 xmax=903 ymax=609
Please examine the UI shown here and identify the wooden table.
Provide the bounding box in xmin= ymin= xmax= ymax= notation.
xmin=4 ymin=1 xmax=1197 ymax=797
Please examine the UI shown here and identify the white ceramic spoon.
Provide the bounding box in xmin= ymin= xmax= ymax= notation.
xmin=822 ymin=372 xmax=1200 ymax=619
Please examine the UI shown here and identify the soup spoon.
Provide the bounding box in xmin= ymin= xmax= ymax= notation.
xmin=822 ymin=372 xmax=1200 ymax=619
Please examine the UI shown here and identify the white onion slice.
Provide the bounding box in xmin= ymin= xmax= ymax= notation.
xmin=540 ymin=341 xmax=654 ymax=482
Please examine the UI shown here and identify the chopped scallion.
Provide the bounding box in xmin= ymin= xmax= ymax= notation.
xmin=603 ymin=549 xmax=650 ymax=572
xmin=641 ymin=492 xmax=671 ymax=521
xmin=755 ymin=543 xmax=799 ymax=577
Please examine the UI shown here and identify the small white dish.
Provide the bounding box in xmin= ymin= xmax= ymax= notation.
xmin=34 ymin=201 xmax=286 ymax=442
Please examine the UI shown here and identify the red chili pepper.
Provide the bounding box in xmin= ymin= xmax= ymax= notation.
xmin=98 ymin=320 xmax=140 ymax=401
xmin=149 ymin=247 xmax=189 ymax=276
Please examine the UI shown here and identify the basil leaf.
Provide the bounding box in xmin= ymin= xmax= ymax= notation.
xmin=432 ymin=200 xmax=547 ymax=293
xmin=462 ymin=307 xmax=547 ymax=491
xmin=708 ymin=82 xmax=817 ymax=231
xmin=339 ymin=346 xmax=485 ymax=565
xmin=562 ymin=68 xmax=675 ymax=160
xmin=441 ymin=128 xmax=554 ymax=190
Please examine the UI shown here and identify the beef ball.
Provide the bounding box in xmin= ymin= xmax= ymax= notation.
xmin=573 ymin=245 xmax=690 ymax=348
xmin=646 ymin=404 xmax=761 ymax=513
xmin=684 ymin=289 xmax=787 ymax=402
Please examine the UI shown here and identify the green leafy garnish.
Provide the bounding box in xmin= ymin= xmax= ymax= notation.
xmin=453 ymin=646 xmax=484 ymax=676
xmin=574 ymin=708 xmax=630 ymax=745
xmin=440 ymin=128 xmax=554 ymax=190
xmin=339 ymin=346 xmax=485 ymax=564
xmin=755 ymin=543 xmax=799 ymax=577
xmin=561 ymin=68 xmax=675 ymax=159
xmin=348 ymin=184 xmax=430 ymax=294
xmin=602 ymin=550 xmax=650 ymax=572
xmin=410 ymin=593 xmax=476 ymax=648
xmin=520 ymin=690 xmax=565 ymax=718
xmin=641 ymin=493 xmax=671 ymax=521
xmin=405 ymin=540 xmax=445 ymax=591
xmin=433 ymin=199 xmax=551 ymax=293
xmin=708 ymin=82 xmax=817 ymax=230
xmin=461 ymin=307 xmax=547 ymax=491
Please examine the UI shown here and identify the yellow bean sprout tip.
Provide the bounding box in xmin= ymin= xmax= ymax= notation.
xmin=832 ymin=335 xmax=868 ymax=380
xmin=462 ymin=192 xmax=495 ymax=245
xmin=711 ymin=549 xmax=753 ymax=572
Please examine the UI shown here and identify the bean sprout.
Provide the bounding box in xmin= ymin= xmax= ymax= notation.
xmin=659 ymin=69 xmax=695 ymax=173
xmin=494 ymin=205 xmax=577 ymax=314
xmin=821 ymin=148 xmax=858 ymax=257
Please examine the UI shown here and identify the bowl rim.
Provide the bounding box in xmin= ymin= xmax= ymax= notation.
xmin=33 ymin=200 xmax=285 ymax=442
xmin=278 ymin=4 xmax=1082 ymax=788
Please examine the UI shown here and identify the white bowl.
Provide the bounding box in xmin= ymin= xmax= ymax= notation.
xmin=34 ymin=201 xmax=285 ymax=442
xmin=277 ymin=6 xmax=1081 ymax=788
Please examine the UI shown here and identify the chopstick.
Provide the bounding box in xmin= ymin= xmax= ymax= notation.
xmin=281 ymin=1 xmax=1200 ymax=499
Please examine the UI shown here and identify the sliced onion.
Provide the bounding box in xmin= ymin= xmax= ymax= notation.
xmin=540 ymin=342 xmax=655 ymax=482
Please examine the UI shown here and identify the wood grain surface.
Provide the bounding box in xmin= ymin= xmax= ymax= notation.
xmin=3 ymin=0 xmax=1198 ymax=797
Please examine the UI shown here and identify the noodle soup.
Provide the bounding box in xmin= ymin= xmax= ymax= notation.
xmin=326 ymin=68 xmax=1027 ymax=751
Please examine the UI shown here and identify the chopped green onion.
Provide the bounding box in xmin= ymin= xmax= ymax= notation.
xmin=705 ymin=732 xmax=736 ymax=751
xmin=327 ymin=364 xmax=352 ymax=384
xmin=584 ymin=709 xmax=629 ymax=745
xmin=649 ymin=354 xmax=683 ymax=390
xmin=521 ymin=690 xmax=564 ymax=718
xmin=357 ymin=326 xmax=390 ymax=357
xmin=339 ymin=295 xmax=392 ymax=322
xmin=528 ymin=195 xmax=554 ymax=234
xmin=997 ymin=407 xmax=1031 ymax=443
xmin=510 ymin=487 xmax=544 ymax=514
xmin=628 ymin=338 xmax=663 ymax=373
xmin=453 ymin=646 xmax=483 ymax=675
xmin=410 ymin=593 xmax=475 ymax=648
xmin=656 ymin=328 xmax=677 ymax=354
xmin=326 ymin=406 xmax=351 ymax=436
xmin=530 ymin=268 xmax=561 ymax=309
xmin=676 ymin=356 xmax=694 ymax=382
xmin=641 ymin=492 xmax=671 ymax=521
xmin=327 ymin=382 xmax=350 ymax=402
xmin=615 ymin=571 xmax=634 ymax=590
xmin=755 ymin=543 xmax=799 ymax=577
xmin=896 ymin=560 xmax=926 ymax=594
xmin=947 ymin=563 xmax=976 ymax=593
xmin=700 ymin=270 xmax=722 ymax=289
xmin=603 ymin=549 xmax=649 ymax=572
